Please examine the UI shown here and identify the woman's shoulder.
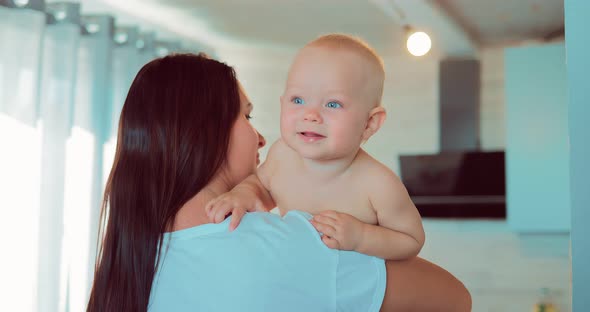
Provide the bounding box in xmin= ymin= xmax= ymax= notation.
xmin=151 ymin=211 xmax=386 ymax=312
xmin=150 ymin=211 xmax=339 ymax=311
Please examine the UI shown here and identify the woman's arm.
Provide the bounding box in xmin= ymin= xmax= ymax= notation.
xmin=380 ymin=257 xmax=472 ymax=312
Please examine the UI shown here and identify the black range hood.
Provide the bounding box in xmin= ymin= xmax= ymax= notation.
xmin=399 ymin=58 xmax=506 ymax=219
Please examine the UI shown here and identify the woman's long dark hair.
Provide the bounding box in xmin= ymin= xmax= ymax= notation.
xmin=87 ymin=54 xmax=241 ymax=311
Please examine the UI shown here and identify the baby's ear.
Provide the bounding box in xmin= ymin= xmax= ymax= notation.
xmin=362 ymin=106 xmax=386 ymax=141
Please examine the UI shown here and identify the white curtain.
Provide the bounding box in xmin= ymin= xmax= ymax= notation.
xmin=0 ymin=6 xmax=46 ymax=312
xmin=62 ymin=15 xmax=114 ymax=312
xmin=37 ymin=12 xmax=81 ymax=312
xmin=0 ymin=4 xmax=189 ymax=311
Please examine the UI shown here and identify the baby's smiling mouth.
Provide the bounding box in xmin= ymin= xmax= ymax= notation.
xmin=297 ymin=131 xmax=326 ymax=138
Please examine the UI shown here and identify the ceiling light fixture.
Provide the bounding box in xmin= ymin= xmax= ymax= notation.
xmin=405 ymin=26 xmax=432 ymax=57
xmin=370 ymin=0 xmax=433 ymax=57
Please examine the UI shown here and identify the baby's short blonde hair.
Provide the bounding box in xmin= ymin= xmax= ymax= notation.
xmin=305 ymin=34 xmax=385 ymax=105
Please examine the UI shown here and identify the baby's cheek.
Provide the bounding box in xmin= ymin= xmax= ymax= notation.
xmin=282 ymin=108 xmax=297 ymax=120
xmin=280 ymin=113 xmax=296 ymax=129
xmin=335 ymin=122 xmax=365 ymax=146
xmin=330 ymin=126 xmax=352 ymax=144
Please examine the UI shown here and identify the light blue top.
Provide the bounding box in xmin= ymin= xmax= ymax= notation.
xmin=149 ymin=210 xmax=386 ymax=312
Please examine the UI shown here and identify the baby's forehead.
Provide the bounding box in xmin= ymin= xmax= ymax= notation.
xmin=293 ymin=47 xmax=383 ymax=93
xmin=308 ymin=41 xmax=382 ymax=64
xmin=294 ymin=47 xmax=372 ymax=73
xmin=298 ymin=46 xmax=382 ymax=78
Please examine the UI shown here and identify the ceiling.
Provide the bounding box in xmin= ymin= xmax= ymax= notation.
xmin=87 ymin=0 xmax=565 ymax=57
xmin=434 ymin=0 xmax=565 ymax=46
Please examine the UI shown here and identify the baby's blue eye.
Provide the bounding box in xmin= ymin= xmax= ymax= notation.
xmin=292 ymin=97 xmax=305 ymax=105
xmin=326 ymin=101 xmax=342 ymax=109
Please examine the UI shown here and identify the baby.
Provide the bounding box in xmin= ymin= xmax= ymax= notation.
xmin=206 ymin=34 xmax=424 ymax=260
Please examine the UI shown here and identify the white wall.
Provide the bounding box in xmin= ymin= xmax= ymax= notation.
xmin=480 ymin=48 xmax=506 ymax=151
xmin=220 ymin=45 xmax=507 ymax=174
xmin=421 ymin=219 xmax=571 ymax=312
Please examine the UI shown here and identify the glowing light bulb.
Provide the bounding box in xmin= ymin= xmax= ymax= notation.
xmin=407 ymin=31 xmax=431 ymax=57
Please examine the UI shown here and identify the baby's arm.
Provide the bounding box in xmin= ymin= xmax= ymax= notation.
xmin=309 ymin=166 xmax=424 ymax=259
xmin=357 ymin=169 xmax=425 ymax=260
xmin=205 ymin=141 xmax=280 ymax=230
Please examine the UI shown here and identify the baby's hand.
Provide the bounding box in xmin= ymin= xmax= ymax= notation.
xmin=309 ymin=211 xmax=365 ymax=251
xmin=205 ymin=190 xmax=260 ymax=231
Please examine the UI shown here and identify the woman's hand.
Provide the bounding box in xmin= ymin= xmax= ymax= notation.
xmin=309 ymin=210 xmax=366 ymax=251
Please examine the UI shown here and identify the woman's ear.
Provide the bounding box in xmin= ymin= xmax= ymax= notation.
xmin=362 ymin=106 xmax=386 ymax=142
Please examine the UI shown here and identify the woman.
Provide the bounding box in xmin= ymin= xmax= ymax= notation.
xmin=87 ymin=54 xmax=471 ymax=311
